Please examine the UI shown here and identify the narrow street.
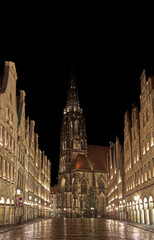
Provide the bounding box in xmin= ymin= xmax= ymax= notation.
xmin=0 ymin=218 xmax=154 ymax=240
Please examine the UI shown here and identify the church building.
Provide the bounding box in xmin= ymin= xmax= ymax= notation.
xmin=57 ymin=74 xmax=109 ymax=217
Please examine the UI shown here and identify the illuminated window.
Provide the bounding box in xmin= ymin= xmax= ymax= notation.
xmin=144 ymin=165 xmax=147 ymax=181
xmin=0 ymin=197 xmax=5 ymax=204
xmin=10 ymin=112 xmax=13 ymax=127
xmin=153 ymin=158 xmax=154 ymax=177
xmin=7 ymin=162 xmax=10 ymax=181
xmin=148 ymin=161 xmax=152 ymax=180
xmin=135 ymin=172 xmax=137 ymax=186
xmin=0 ymin=156 xmax=2 ymax=177
xmin=4 ymin=131 xmax=8 ymax=148
xmin=141 ymin=167 xmax=144 ymax=183
xmin=146 ymin=135 xmax=150 ymax=151
xmin=151 ymin=130 xmax=154 ymax=147
xmin=6 ymin=108 xmax=9 ymax=122
xmin=0 ymin=125 xmax=3 ymax=146
xmin=134 ymin=150 xmax=136 ymax=164
xmin=143 ymin=140 xmax=146 ymax=155
xmin=3 ymin=159 xmax=6 ymax=179
xmin=11 ymin=165 xmax=14 ymax=183
xmin=12 ymin=139 xmax=15 ymax=154
xmin=138 ymin=170 xmax=140 ymax=185
xmin=137 ymin=147 xmax=139 ymax=161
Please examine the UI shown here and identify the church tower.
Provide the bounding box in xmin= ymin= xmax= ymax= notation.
xmin=58 ymin=73 xmax=87 ymax=217
xmin=57 ymin=72 xmax=109 ymax=218
xmin=59 ymin=73 xmax=87 ymax=173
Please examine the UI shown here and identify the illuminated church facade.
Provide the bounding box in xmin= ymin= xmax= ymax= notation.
xmin=57 ymin=74 xmax=109 ymax=217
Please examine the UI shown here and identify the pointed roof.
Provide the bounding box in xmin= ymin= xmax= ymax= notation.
xmin=75 ymin=145 xmax=109 ymax=172
xmin=65 ymin=72 xmax=81 ymax=113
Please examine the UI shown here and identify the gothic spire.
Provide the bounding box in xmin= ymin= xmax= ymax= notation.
xmin=64 ymin=72 xmax=81 ymax=114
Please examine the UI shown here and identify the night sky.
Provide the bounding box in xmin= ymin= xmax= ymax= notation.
xmin=1 ymin=15 xmax=154 ymax=185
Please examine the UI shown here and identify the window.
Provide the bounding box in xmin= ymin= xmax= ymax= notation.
xmin=0 ymin=156 xmax=2 ymax=177
xmin=147 ymin=134 xmax=150 ymax=151
xmin=151 ymin=130 xmax=154 ymax=147
xmin=7 ymin=162 xmax=10 ymax=181
xmin=141 ymin=167 xmax=144 ymax=183
xmin=134 ymin=129 xmax=136 ymax=140
xmin=137 ymin=147 xmax=139 ymax=161
xmin=6 ymin=108 xmax=9 ymax=122
xmin=144 ymin=165 xmax=147 ymax=181
xmin=98 ymin=180 xmax=105 ymax=193
xmin=80 ymin=199 xmax=83 ymax=209
xmin=11 ymin=165 xmax=14 ymax=183
xmin=0 ymin=125 xmax=3 ymax=146
xmin=143 ymin=112 xmax=145 ymax=127
xmin=81 ymin=179 xmax=87 ymax=194
xmin=134 ymin=150 xmax=136 ymax=164
xmin=12 ymin=139 xmax=15 ymax=154
xmin=3 ymin=159 xmax=6 ymax=179
xmin=10 ymin=112 xmax=13 ymax=127
xmin=146 ymin=107 xmax=149 ymax=122
xmin=153 ymin=158 xmax=154 ymax=177
xmin=148 ymin=161 xmax=152 ymax=180
xmin=4 ymin=131 xmax=8 ymax=148
xmin=135 ymin=172 xmax=137 ymax=186
xmin=143 ymin=140 xmax=146 ymax=155
xmin=138 ymin=170 xmax=140 ymax=185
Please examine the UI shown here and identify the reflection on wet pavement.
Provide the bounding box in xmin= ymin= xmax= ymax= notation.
xmin=0 ymin=218 xmax=154 ymax=240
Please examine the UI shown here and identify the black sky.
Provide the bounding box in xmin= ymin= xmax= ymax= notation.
xmin=1 ymin=9 xmax=154 ymax=185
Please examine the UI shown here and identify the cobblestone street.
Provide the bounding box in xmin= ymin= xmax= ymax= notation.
xmin=0 ymin=218 xmax=154 ymax=240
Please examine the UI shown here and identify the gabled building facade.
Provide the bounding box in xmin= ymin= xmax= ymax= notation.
xmin=124 ymin=70 xmax=154 ymax=225
xmin=0 ymin=61 xmax=51 ymax=225
xmin=107 ymin=137 xmax=125 ymax=220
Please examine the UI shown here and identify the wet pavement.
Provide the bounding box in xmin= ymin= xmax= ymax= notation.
xmin=0 ymin=218 xmax=154 ymax=240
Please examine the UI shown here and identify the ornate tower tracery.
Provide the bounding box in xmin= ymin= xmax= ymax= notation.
xmin=59 ymin=74 xmax=87 ymax=174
